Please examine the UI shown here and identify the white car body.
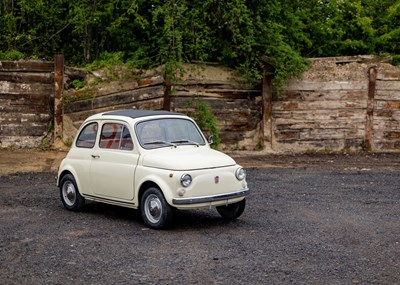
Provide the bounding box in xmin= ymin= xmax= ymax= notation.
xmin=57 ymin=110 xmax=249 ymax=229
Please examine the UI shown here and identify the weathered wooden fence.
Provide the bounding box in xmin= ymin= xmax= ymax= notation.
xmin=170 ymin=65 xmax=262 ymax=150
xmin=269 ymin=56 xmax=400 ymax=152
xmin=62 ymin=64 xmax=262 ymax=150
xmin=374 ymin=65 xmax=400 ymax=151
xmin=0 ymin=60 xmax=55 ymax=148
xmin=1 ymin=56 xmax=400 ymax=152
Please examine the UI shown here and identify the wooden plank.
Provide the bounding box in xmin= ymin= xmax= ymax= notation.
xmin=375 ymin=90 xmax=400 ymax=100
xmin=0 ymin=113 xmax=51 ymax=124
xmin=0 ymin=104 xmax=51 ymax=113
xmin=285 ymin=81 xmax=367 ymax=92
xmin=274 ymin=119 xmax=365 ymax=130
xmin=374 ymin=118 xmax=400 ymax=129
xmin=0 ymin=81 xmax=53 ymax=95
xmin=273 ymin=100 xmax=367 ymax=111
xmin=375 ymin=100 xmax=400 ymax=110
xmin=65 ymin=87 xmax=164 ymax=113
xmin=0 ymin=61 xmax=54 ymax=72
xmin=377 ymin=70 xmax=400 ymax=80
xmin=0 ymin=72 xmax=53 ymax=83
xmin=376 ymin=80 xmax=400 ymax=91
xmin=0 ymin=124 xmax=48 ymax=136
xmin=277 ymin=90 xmax=367 ymax=101
xmin=174 ymin=90 xmax=259 ymax=100
xmin=91 ymin=78 xmax=163 ymax=98
xmin=0 ymin=94 xmax=51 ymax=106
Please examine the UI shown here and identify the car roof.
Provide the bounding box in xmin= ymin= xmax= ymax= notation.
xmin=102 ymin=109 xmax=184 ymax=119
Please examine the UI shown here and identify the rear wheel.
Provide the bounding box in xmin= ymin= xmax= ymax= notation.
xmin=140 ymin=187 xmax=172 ymax=229
xmin=216 ymin=199 xmax=246 ymax=220
xmin=60 ymin=174 xmax=85 ymax=211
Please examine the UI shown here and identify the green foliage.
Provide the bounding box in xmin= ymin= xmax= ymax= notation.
xmin=85 ymin=52 xmax=125 ymax=72
xmin=70 ymin=79 xmax=86 ymax=90
xmin=184 ymin=99 xmax=221 ymax=149
xmin=392 ymin=55 xmax=400 ymax=66
xmin=2 ymin=0 xmax=400 ymax=90
xmin=0 ymin=50 xmax=24 ymax=60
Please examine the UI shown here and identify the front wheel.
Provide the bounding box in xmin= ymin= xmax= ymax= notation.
xmin=216 ymin=199 xmax=246 ymax=220
xmin=60 ymin=174 xmax=85 ymax=211
xmin=140 ymin=187 xmax=173 ymax=229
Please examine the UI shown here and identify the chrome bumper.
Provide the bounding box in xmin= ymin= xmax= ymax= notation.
xmin=172 ymin=188 xmax=250 ymax=205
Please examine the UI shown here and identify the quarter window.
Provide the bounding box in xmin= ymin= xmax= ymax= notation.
xmin=76 ymin=122 xmax=98 ymax=148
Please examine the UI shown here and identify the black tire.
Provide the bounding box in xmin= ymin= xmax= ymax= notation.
xmin=140 ymin=187 xmax=172 ymax=229
xmin=216 ymin=198 xmax=246 ymax=220
xmin=60 ymin=174 xmax=85 ymax=211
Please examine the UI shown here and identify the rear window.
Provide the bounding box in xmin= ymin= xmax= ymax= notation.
xmin=76 ymin=122 xmax=98 ymax=148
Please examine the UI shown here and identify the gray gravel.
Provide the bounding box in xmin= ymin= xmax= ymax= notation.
xmin=1 ymin=167 xmax=400 ymax=284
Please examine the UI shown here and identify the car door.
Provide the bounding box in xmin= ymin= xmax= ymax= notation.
xmin=89 ymin=121 xmax=139 ymax=201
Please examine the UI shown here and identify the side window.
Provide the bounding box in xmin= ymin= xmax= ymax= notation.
xmin=76 ymin=122 xmax=98 ymax=148
xmin=99 ymin=123 xmax=133 ymax=150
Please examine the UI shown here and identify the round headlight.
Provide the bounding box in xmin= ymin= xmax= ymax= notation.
xmin=180 ymin=173 xmax=192 ymax=187
xmin=235 ymin=167 xmax=246 ymax=181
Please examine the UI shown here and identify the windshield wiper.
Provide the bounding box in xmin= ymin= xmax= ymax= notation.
xmin=171 ymin=139 xmax=199 ymax=147
xmin=144 ymin=140 xmax=177 ymax=147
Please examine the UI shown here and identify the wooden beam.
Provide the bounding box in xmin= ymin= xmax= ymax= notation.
xmin=54 ymin=55 xmax=64 ymax=140
xmin=364 ymin=66 xmax=377 ymax=151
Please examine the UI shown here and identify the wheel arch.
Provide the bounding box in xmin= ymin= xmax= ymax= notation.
xmin=57 ymin=169 xmax=73 ymax=186
xmin=57 ymin=168 xmax=81 ymax=192
xmin=137 ymin=178 xmax=174 ymax=208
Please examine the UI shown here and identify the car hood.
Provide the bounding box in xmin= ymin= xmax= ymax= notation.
xmin=141 ymin=146 xmax=236 ymax=170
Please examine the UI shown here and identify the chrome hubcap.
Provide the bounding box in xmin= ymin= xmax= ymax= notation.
xmin=145 ymin=194 xmax=162 ymax=223
xmin=63 ymin=181 xmax=76 ymax=206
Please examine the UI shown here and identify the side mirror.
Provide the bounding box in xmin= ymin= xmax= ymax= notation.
xmin=208 ymin=135 xmax=214 ymax=145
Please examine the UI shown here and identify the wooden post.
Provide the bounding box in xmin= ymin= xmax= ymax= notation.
xmin=163 ymin=73 xmax=171 ymax=111
xmin=261 ymin=62 xmax=274 ymax=150
xmin=364 ymin=66 xmax=377 ymax=151
xmin=54 ymin=55 xmax=64 ymax=140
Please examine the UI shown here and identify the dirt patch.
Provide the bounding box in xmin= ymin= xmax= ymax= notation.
xmin=0 ymin=149 xmax=67 ymax=176
xmin=1 ymin=149 xmax=399 ymax=176
xmin=229 ymin=151 xmax=400 ymax=171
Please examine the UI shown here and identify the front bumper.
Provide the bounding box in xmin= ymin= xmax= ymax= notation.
xmin=172 ymin=188 xmax=250 ymax=205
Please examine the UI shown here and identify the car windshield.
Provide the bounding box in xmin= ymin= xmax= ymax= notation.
xmin=136 ymin=118 xmax=206 ymax=149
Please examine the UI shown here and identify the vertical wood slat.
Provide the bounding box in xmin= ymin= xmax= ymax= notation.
xmin=54 ymin=55 xmax=64 ymax=139
xmin=365 ymin=67 xmax=377 ymax=151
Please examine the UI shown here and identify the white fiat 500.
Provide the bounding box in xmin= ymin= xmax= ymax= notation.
xmin=57 ymin=110 xmax=249 ymax=229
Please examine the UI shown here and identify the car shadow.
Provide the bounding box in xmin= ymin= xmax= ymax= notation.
xmin=80 ymin=201 xmax=244 ymax=230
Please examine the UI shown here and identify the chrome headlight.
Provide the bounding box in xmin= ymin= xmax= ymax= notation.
xmin=235 ymin=167 xmax=246 ymax=181
xmin=180 ymin=173 xmax=192 ymax=187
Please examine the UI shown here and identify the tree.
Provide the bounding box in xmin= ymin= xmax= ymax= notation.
xmin=1 ymin=0 xmax=400 ymax=83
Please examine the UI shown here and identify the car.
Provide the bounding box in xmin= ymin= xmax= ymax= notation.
xmin=57 ymin=109 xmax=249 ymax=229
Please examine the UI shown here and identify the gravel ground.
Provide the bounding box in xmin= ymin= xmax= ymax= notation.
xmin=1 ymin=154 xmax=400 ymax=284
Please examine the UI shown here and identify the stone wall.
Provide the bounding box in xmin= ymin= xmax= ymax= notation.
xmin=0 ymin=61 xmax=54 ymax=148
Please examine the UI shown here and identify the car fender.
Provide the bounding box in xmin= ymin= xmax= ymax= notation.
xmin=57 ymin=162 xmax=91 ymax=196
xmin=135 ymin=170 xmax=177 ymax=206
